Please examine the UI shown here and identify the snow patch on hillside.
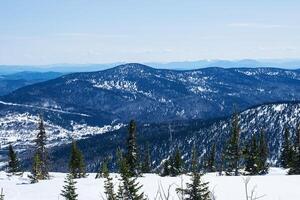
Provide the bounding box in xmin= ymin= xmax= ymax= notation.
xmin=0 ymin=112 xmax=124 ymax=150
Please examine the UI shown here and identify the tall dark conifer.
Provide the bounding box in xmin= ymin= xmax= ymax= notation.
xmin=0 ymin=188 xmax=4 ymax=200
xmin=257 ymin=130 xmax=269 ymax=174
xmin=244 ymin=135 xmax=258 ymax=175
xmin=7 ymin=144 xmax=21 ymax=174
xmin=173 ymin=148 xmax=184 ymax=175
xmin=206 ymin=144 xmax=216 ymax=172
xmin=289 ymin=124 xmax=300 ymax=174
xmin=224 ymin=112 xmax=241 ymax=176
xmin=29 ymin=116 xmax=49 ymax=182
xmin=117 ymin=149 xmax=145 ymax=200
xmin=161 ymin=159 xmax=171 ymax=176
xmin=102 ymin=161 xmax=116 ymax=200
xmin=69 ymin=140 xmax=86 ymax=178
xmin=141 ymin=144 xmax=151 ymax=173
xmin=280 ymin=127 xmax=293 ymax=168
xmin=126 ymin=120 xmax=139 ymax=177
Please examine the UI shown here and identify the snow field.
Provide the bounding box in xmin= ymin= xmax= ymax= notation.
xmin=0 ymin=168 xmax=299 ymax=200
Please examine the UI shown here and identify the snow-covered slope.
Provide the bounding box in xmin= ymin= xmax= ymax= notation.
xmin=42 ymin=102 xmax=300 ymax=171
xmin=1 ymin=64 xmax=300 ymax=171
xmin=0 ymin=168 xmax=299 ymax=200
xmin=2 ymin=63 xmax=300 ymax=123
xmin=1 ymin=102 xmax=299 ymax=171
xmin=0 ymin=112 xmax=123 ymax=150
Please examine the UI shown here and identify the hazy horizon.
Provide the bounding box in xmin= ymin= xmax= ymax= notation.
xmin=1 ymin=1 xmax=299 ymax=65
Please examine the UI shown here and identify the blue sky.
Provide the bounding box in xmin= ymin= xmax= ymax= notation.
xmin=0 ymin=0 xmax=299 ymax=65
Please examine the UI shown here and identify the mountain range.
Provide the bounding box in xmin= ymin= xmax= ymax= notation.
xmin=0 ymin=63 xmax=300 ymax=171
xmin=0 ymin=71 xmax=63 ymax=96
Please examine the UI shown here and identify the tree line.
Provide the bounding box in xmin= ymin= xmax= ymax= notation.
xmin=4 ymin=113 xmax=300 ymax=199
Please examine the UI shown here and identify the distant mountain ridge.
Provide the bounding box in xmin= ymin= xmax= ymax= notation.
xmin=1 ymin=59 xmax=300 ymax=74
xmin=0 ymin=63 xmax=300 ymax=170
xmin=0 ymin=71 xmax=63 ymax=96
xmin=1 ymin=63 xmax=300 ymax=124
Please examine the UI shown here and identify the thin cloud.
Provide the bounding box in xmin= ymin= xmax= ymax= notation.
xmin=54 ymin=33 xmax=128 ymax=39
xmin=228 ymin=23 xmax=283 ymax=29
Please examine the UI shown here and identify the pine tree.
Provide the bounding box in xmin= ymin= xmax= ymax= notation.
xmin=126 ymin=120 xmax=140 ymax=177
xmin=172 ymin=148 xmax=183 ymax=176
xmin=161 ymin=159 xmax=171 ymax=176
xmin=289 ymin=124 xmax=300 ymax=174
xmin=0 ymin=188 xmax=4 ymax=200
xmin=7 ymin=144 xmax=21 ymax=174
xmin=29 ymin=153 xmax=41 ymax=183
xmin=116 ymin=183 xmax=125 ymax=200
xmin=224 ymin=112 xmax=241 ymax=176
xmin=206 ymin=144 xmax=216 ymax=172
xmin=96 ymin=159 xmax=109 ymax=179
xmin=29 ymin=116 xmax=49 ymax=182
xmin=257 ymin=130 xmax=269 ymax=174
xmin=117 ymin=149 xmax=145 ymax=200
xmin=103 ymin=161 xmax=116 ymax=200
xmin=61 ymin=173 xmax=78 ymax=200
xmin=69 ymin=140 xmax=86 ymax=178
xmin=244 ymin=135 xmax=259 ymax=175
xmin=141 ymin=144 xmax=151 ymax=173
xmin=280 ymin=127 xmax=294 ymax=168
xmin=176 ymin=146 xmax=211 ymax=200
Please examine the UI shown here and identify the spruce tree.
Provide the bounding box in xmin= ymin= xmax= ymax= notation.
xmin=69 ymin=140 xmax=86 ymax=178
xmin=173 ymin=148 xmax=183 ymax=176
xmin=141 ymin=144 xmax=151 ymax=173
xmin=103 ymin=161 xmax=116 ymax=200
xmin=0 ymin=188 xmax=4 ymax=200
xmin=257 ymin=130 xmax=269 ymax=174
xmin=96 ymin=159 xmax=109 ymax=179
xmin=176 ymin=146 xmax=211 ymax=200
xmin=161 ymin=159 xmax=171 ymax=176
xmin=29 ymin=153 xmax=41 ymax=183
xmin=61 ymin=173 xmax=78 ymax=200
xmin=224 ymin=112 xmax=241 ymax=176
xmin=280 ymin=127 xmax=293 ymax=168
xmin=206 ymin=144 xmax=216 ymax=172
xmin=244 ymin=135 xmax=259 ymax=175
xmin=289 ymin=124 xmax=300 ymax=174
xmin=126 ymin=120 xmax=139 ymax=177
xmin=7 ymin=144 xmax=21 ymax=174
xmin=29 ymin=116 xmax=49 ymax=182
xmin=117 ymin=149 xmax=145 ymax=200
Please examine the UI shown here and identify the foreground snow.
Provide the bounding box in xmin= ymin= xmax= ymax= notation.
xmin=0 ymin=168 xmax=299 ymax=200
